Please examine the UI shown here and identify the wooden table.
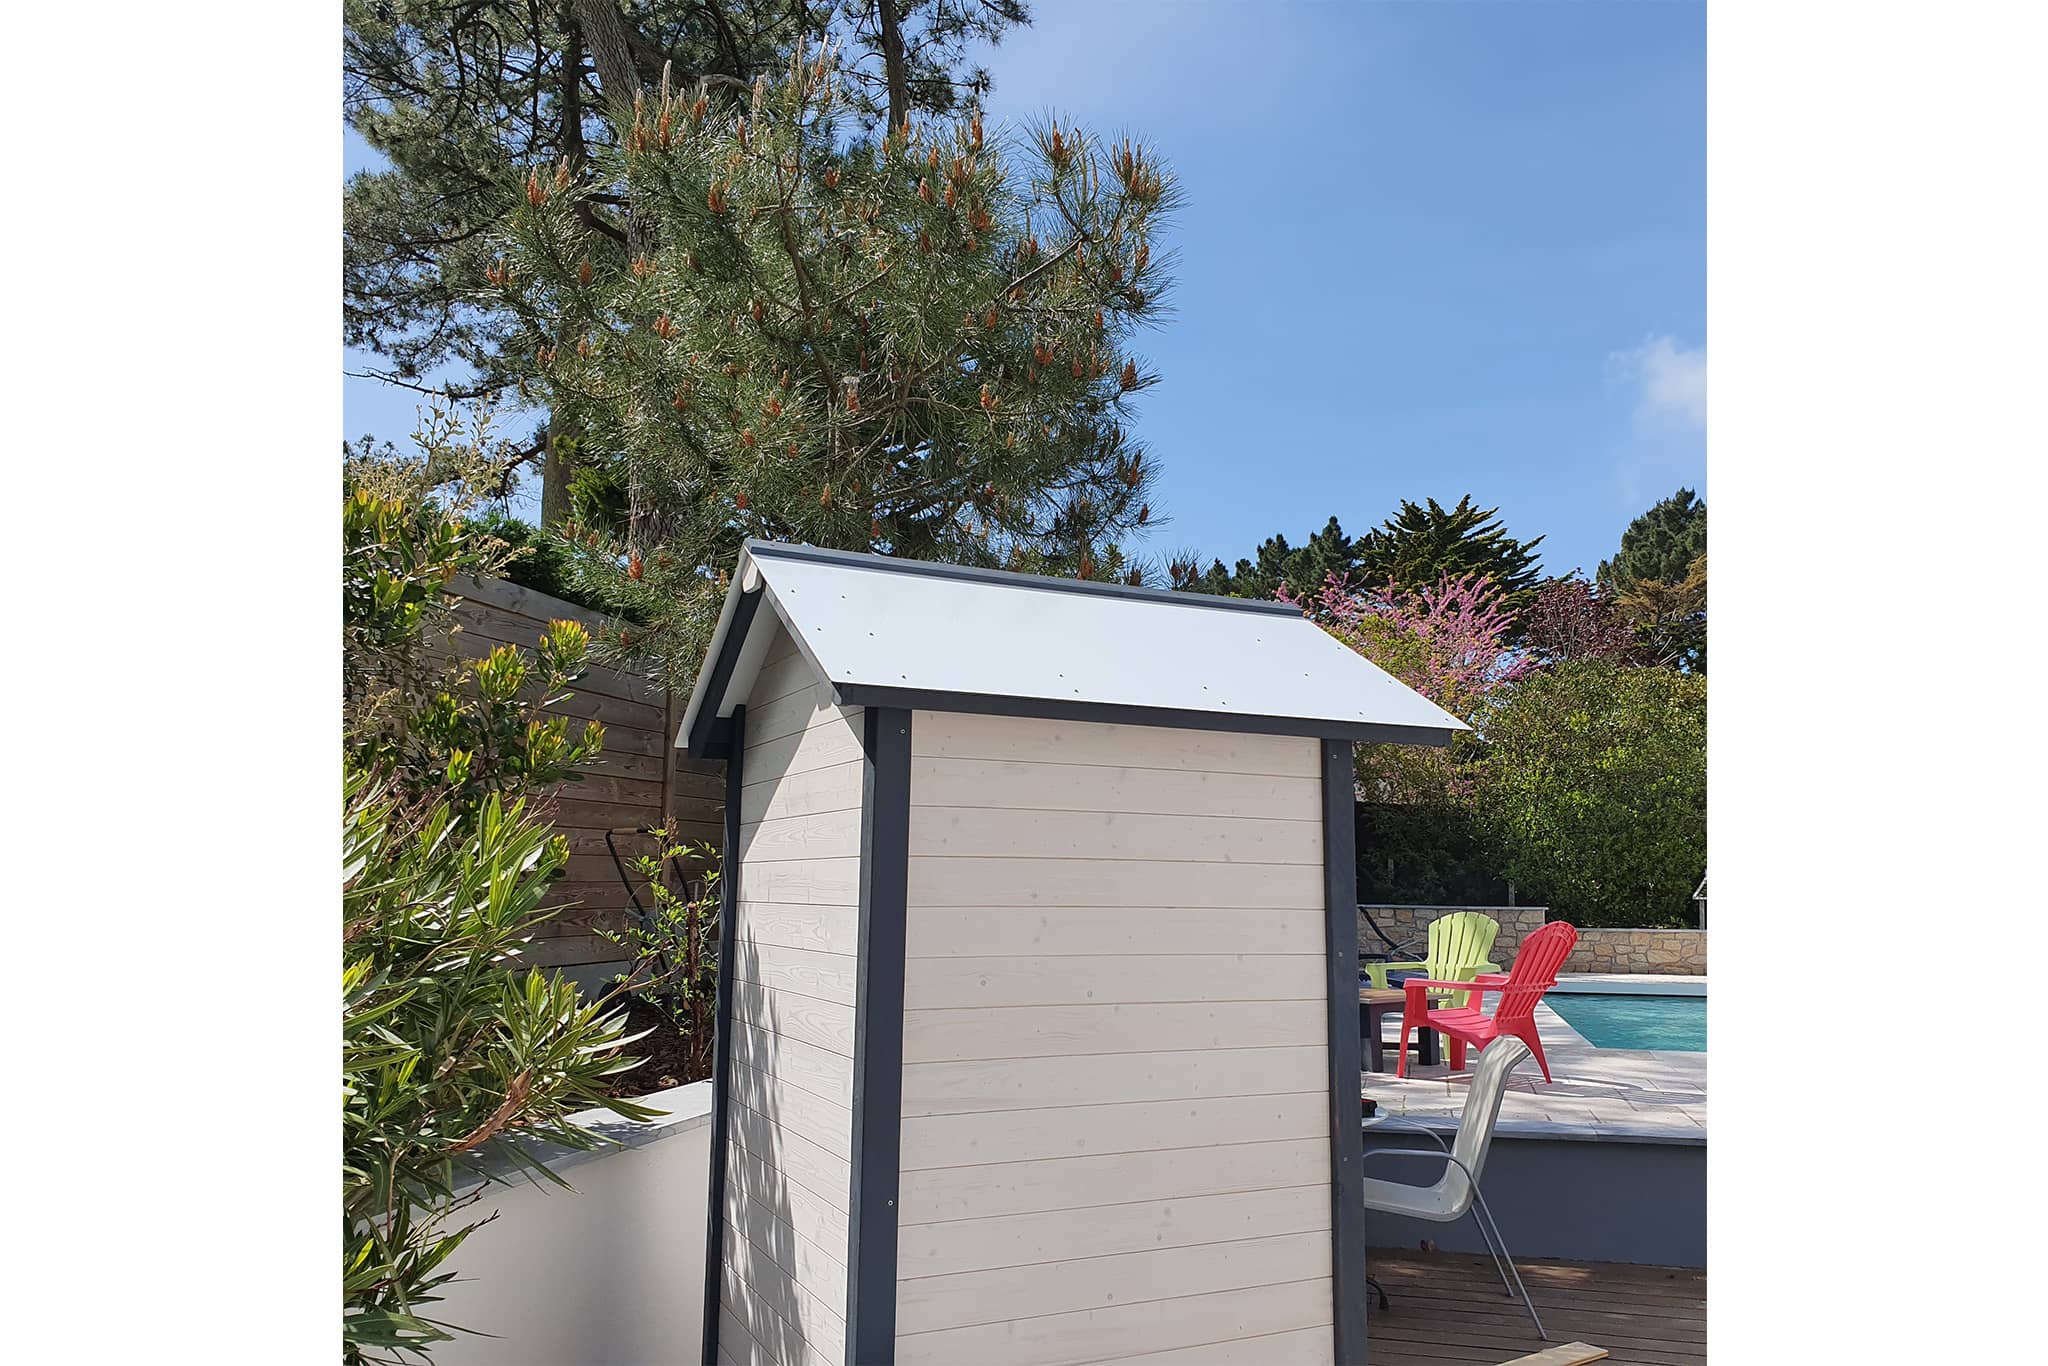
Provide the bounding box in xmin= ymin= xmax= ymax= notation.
xmin=1358 ymin=987 xmax=1438 ymax=1072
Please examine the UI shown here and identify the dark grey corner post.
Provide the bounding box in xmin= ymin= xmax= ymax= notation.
xmin=1322 ymin=738 xmax=1368 ymax=1364
xmin=847 ymin=707 xmax=912 ymax=1365
xmin=700 ymin=705 xmax=746 ymax=1366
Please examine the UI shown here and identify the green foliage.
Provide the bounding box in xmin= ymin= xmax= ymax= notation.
xmin=602 ymin=831 xmax=723 ymax=1078
xmin=465 ymin=508 xmax=620 ymax=617
xmin=1355 ymin=803 xmax=1512 ymax=907
xmin=1620 ymin=552 xmax=1707 ymax=673
xmin=1174 ymin=516 xmax=1360 ymax=600
xmin=1354 ymin=496 xmax=1544 ymax=608
xmin=1176 ymin=497 xmax=1544 ymax=616
xmin=344 ymin=2 xmax=1033 ymax=513
xmin=342 ymin=407 xmax=523 ymax=705
xmin=342 ymin=769 xmax=657 ymax=1364
xmin=1597 ymin=486 xmax=1706 ymax=591
xmin=344 ymin=415 xmax=607 ymax=815
xmin=342 ymin=409 xmax=661 ymax=1361
xmin=1473 ymin=661 xmax=1707 ymax=928
xmin=490 ymin=51 xmax=1179 ymax=686
xmin=345 ymin=2 xmax=810 ymax=385
xmin=342 ymin=485 xmax=484 ymax=701
xmin=1596 ymin=489 xmax=1707 ymax=672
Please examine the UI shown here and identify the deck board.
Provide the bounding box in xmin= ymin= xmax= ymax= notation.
xmin=1366 ymin=1252 xmax=1704 ymax=1366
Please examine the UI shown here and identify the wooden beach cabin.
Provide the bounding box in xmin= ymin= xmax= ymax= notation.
xmin=679 ymin=540 xmax=1467 ymax=1366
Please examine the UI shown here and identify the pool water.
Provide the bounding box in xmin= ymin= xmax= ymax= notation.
xmin=1547 ymin=992 xmax=1706 ymax=1051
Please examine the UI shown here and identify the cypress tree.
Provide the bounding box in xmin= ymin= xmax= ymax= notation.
xmin=1354 ymin=495 xmax=1545 ymax=607
xmin=1176 ymin=517 xmax=1361 ymax=600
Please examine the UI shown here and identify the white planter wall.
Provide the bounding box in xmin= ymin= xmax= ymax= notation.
xmin=430 ymin=1082 xmax=712 ymax=1366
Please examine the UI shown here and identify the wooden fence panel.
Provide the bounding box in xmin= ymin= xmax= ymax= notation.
xmin=442 ymin=575 xmax=727 ymax=972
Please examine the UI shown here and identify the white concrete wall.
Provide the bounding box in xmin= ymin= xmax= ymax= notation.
xmin=893 ymin=711 xmax=1336 ymax=1366
xmin=718 ymin=624 xmax=865 ymax=1366
xmin=431 ymin=1083 xmax=712 ymax=1366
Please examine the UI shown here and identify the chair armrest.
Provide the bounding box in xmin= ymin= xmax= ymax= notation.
xmin=1379 ymin=960 xmax=1426 ymax=974
xmin=1477 ymin=963 xmax=1503 ymax=975
xmin=1402 ymin=976 xmax=1504 ymax=996
xmin=1363 ymin=1118 xmax=1454 ymax=1153
xmin=1472 ymin=972 xmax=1508 ymax=986
xmin=1360 ymin=1146 xmax=1485 ymax=1189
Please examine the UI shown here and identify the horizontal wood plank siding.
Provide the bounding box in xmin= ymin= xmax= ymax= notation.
xmin=896 ymin=1229 xmax=1331 ymax=1335
xmin=895 ymin=711 xmax=1333 ymax=1362
xmin=896 ymin=1275 xmax=1334 ymax=1366
xmin=719 ymin=624 xmax=861 ymax=1366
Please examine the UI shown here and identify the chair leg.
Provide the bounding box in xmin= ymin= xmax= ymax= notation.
xmin=1465 ymin=1195 xmax=1519 ymax=1302
xmin=1396 ymin=1017 xmax=1415 ymax=1079
xmin=1522 ymin=1027 xmax=1553 ymax=1083
xmin=1449 ymin=1034 xmax=1466 ymax=1071
xmin=1470 ymin=1188 xmax=1547 ymax=1341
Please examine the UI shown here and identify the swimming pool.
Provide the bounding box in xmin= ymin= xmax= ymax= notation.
xmin=1547 ymin=992 xmax=1706 ymax=1051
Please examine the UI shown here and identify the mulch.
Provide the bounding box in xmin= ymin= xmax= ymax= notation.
xmin=599 ymin=995 xmax=709 ymax=1099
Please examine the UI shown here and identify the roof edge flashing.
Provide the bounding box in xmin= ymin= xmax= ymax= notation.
xmin=743 ymin=538 xmax=1302 ymax=618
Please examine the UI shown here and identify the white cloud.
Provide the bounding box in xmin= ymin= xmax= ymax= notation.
xmin=1611 ymin=335 xmax=1707 ymax=430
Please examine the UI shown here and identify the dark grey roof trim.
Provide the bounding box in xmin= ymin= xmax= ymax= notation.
xmin=688 ymin=586 xmax=763 ymax=760
xmin=744 ymin=538 xmax=1301 ymax=618
xmin=829 ymin=683 xmax=1456 ymax=748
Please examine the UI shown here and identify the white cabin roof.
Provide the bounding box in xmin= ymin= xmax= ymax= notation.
xmin=678 ymin=541 xmax=1468 ymax=756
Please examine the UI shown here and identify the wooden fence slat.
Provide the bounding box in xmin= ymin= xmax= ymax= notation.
xmin=394 ymin=574 xmax=738 ymax=970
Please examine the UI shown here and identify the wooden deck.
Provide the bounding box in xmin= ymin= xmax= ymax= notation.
xmin=1367 ymin=1250 xmax=1705 ymax=1365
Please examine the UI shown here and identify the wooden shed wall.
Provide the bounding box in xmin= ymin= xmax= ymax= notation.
xmin=718 ymin=624 xmax=866 ymax=1366
xmin=893 ymin=711 xmax=1337 ymax=1366
xmin=441 ymin=575 xmax=724 ymax=972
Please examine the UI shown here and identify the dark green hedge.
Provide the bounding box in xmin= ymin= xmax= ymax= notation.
xmin=1353 ymin=802 xmax=1513 ymax=907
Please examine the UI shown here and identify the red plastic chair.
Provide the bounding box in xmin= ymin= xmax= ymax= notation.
xmin=1396 ymin=921 xmax=1579 ymax=1082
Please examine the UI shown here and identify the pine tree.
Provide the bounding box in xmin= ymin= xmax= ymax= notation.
xmin=489 ymin=50 xmax=1178 ymax=687
xmin=1597 ymin=486 xmax=1706 ymax=591
xmin=344 ymin=1 xmax=1029 ymax=524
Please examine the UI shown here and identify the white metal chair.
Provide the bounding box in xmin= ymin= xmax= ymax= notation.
xmin=1361 ymin=1036 xmax=1547 ymax=1339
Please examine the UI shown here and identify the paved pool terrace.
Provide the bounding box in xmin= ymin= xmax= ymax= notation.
xmin=1363 ymin=973 xmax=1707 ymax=1143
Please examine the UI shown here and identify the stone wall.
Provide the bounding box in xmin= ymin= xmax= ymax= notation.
xmin=1563 ymin=927 xmax=1707 ymax=975
xmin=1359 ymin=907 xmax=1707 ymax=976
xmin=1357 ymin=905 xmax=1547 ymax=968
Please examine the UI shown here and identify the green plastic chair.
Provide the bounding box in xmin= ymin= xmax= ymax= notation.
xmin=1362 ymin=911 xmax=1503 ymax=1014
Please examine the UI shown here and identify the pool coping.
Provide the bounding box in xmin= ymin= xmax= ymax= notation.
xmin=1554 ymin=972 xmax=1707 ymax=998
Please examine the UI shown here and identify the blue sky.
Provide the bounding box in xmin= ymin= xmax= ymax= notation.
xmin=345 ymin=0 xmax=1704 ymax=581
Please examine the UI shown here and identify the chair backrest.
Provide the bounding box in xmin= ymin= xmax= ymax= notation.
xmin=1442 ymin=1036 xmax=1533 ymax=1210
xmin=1491 ymin=921 xmax=1579 ymax=1027
xmin=1424 ymin=911 xmax=1500 ymax=981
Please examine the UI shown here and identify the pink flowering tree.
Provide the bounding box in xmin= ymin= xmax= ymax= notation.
xmin=1282 ymin=569 xmax=1534 ymax=717
xmin=1281 ymin=569 xmax=1535 ymax=801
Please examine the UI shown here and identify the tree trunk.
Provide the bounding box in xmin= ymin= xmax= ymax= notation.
xmin=541 ymin=7 xmax=589 ymax=531
xmin=569 ymin=0 xmax=647 ymax=551
xmin=573 ymin=0 xmax=641 ymax=110
xmin=539 ymin=415 xmax=572 ymax=528
xmin=877 ymin=0 xmax=909 ymax=133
